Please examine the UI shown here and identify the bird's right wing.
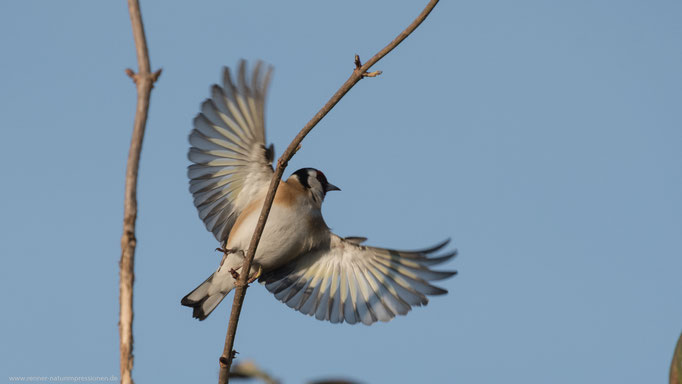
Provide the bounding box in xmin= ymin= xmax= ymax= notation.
xmin=188 ymin=60 xmax=275 ymax=243
xmin=260 ymin=235 xmax=457 ymax=325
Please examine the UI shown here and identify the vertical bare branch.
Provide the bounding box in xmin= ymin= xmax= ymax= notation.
xmin=120 ymin=1 xmax=161 ymax=383
xmin=217 ymin=1 xmax=440 ymax=382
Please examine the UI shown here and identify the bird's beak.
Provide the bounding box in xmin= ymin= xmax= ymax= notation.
xmin=325 ymin=183 xmax=341 ymax=192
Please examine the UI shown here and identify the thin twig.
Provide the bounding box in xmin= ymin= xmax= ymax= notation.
xmin=217 ymin=1 xmax=440 ymax=382
xmin=120 ymin=1 xmax=161 ymax=384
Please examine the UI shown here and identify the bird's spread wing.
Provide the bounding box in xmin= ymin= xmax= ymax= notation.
xmin=188 ymin=61 xmax=275 ymax=243
xmin=260 ymin=235 xmax=457 ymax=325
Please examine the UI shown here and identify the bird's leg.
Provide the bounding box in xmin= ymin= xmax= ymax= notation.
xmin=219 ymin=253 xmax=229 ymax=269
xmin=225 ymin=250 xmax=245 ymax=280
xmin=216 ymin=247 xmax=239 ymax=269
xmin=233 ymin=250 xmax=262 ymax=283
xmin=232 ymin=263 xmax=262 ymax=286
xmin=226 ymin=250 xmax=262 ymax=285
xmin=229 ymin=268 xmax=240 ymax=280
xmin=247 ymin=263 xmax=263 ymax=284
xmin=216 ymin=246 xmax=238 ymax=255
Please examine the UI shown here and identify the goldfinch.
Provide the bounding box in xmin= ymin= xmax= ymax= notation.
xmin=181 ymin=60 xmax=456 ymax=325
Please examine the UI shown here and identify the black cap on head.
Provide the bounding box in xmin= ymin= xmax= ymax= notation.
xmin=292 ymin=168 xmax=340 ymax=194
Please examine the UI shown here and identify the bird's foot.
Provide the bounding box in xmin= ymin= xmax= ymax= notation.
xmin=216 ymin=246 xmax=238 ymax=254
xmin=230 ymin=262 xmax=262 ymax=286
xmin=247 ymin=263 xmax=263 ymax=284
xmin=229 ymin=268 xmax=240 ymax=280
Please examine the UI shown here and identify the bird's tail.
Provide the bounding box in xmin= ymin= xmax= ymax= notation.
xmin=181 ymin=272 xmax=234 ymax=320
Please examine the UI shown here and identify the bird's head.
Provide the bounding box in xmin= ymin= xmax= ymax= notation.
xmin=290 ymin=168 xmax=340 ymax=205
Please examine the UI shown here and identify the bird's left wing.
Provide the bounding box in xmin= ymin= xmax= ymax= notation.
xmin=188 ymin=60 xmax=275 ymax=243
xmin=260 ymin=235 xmax=457 ymax=325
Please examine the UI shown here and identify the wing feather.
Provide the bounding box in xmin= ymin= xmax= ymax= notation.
xmin=188 ymin=60 xmax=274 ymax=243
xmin=261 ymin=234 xmax=456 ymax=325
xmin=200 ymin=101 xmax=253 ymax=153
xmin=362 ymin=261 xmax=411 ymax=316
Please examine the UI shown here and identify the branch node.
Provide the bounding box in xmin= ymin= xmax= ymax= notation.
xmin=362 ymin=70 xmax=383 ymax=78
xmin=219 ymin=356 xmax=229 ymax=367
xmin=151 ymin=68 xmax=163 ymax=83
xmin=353 ymin=54 xmax=382 ymax=78
xmin=125 ymin=68 xmax=162 ymax=86
xmin=125 ymin=68 xmax=138 ymax=84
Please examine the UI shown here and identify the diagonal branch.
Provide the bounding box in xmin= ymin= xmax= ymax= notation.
xmin=217 ymin=0 xmax=440 ymax=382
xmin=120 ymin=1 xmax=161 ymax=384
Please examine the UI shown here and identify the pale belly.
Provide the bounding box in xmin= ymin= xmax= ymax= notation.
xmin=225 ymin=202 xmax=313 ymax=269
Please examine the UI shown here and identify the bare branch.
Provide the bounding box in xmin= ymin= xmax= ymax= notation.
xmin=217 ymin=1 xmax=440 ymax=382
xmin=120 ymin=1 xmax=161 ymax=383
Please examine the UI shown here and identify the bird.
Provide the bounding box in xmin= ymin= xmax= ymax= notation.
xmin=181 ymin=60 xmax=456 ymax=325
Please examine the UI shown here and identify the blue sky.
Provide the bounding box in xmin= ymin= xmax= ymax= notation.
xmin=1 ymin=1 xmax=681 ymax=383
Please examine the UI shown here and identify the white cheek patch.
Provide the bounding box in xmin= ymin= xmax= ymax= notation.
xmin=308 ymin=177 xmax=323 ymax=192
